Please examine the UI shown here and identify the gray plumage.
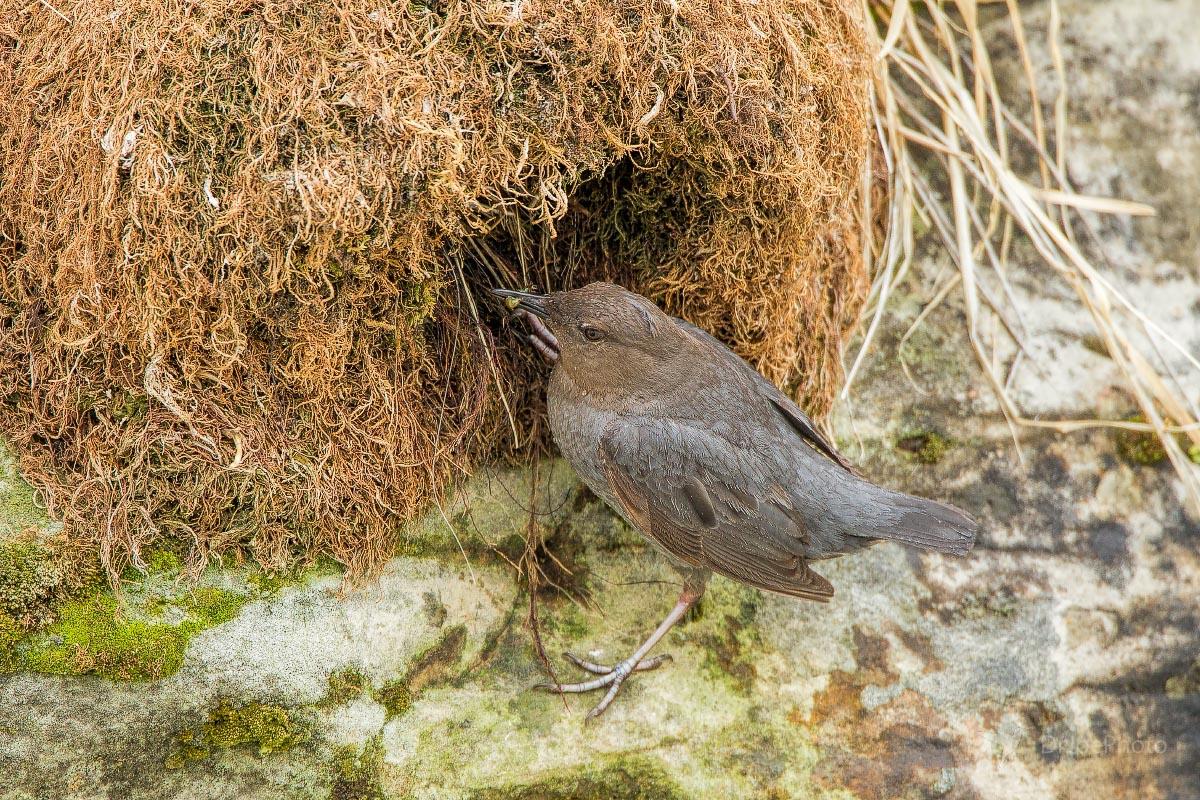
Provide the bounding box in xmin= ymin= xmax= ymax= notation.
xmin=527 ymin=282 xmax=976 ymax=601
xmin=493 ymin=281 xmax=978 ymax=717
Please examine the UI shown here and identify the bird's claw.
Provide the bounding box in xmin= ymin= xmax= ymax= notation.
xmin=533 ymin=651 xmax=672 ymax=719
xmin=561 ymin=651 xmax=671 ymax=675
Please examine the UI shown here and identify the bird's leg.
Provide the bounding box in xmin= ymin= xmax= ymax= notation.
xmin=535 ymin=585 xmax=702 ymax=720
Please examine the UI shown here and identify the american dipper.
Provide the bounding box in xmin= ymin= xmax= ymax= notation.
xmin=493 ymin=282 xmax=978 ymax=719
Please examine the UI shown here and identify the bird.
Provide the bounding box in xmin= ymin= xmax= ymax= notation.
xmin=492 ymin=282 xmax=978 ymax=720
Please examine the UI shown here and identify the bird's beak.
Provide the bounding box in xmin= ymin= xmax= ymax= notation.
xmin=492 ymin=287 xmax=559 ymax=364
xmin=491 ymin=288 xmax=549 ymax=320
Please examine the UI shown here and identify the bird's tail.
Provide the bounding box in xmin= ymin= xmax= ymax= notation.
xmin=869 ymin=490 xmax=978 ymax=556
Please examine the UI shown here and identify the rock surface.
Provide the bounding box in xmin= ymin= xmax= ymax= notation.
xmin=2 ymin=1 xmax=1199 ymax=798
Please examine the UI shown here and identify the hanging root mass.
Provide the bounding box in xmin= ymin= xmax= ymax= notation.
xmin=0 ymin=0 xmax=871 ymax=578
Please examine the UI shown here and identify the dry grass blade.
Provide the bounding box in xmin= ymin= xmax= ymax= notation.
xmin=853 ymin=0 xmax=1200 ymax=512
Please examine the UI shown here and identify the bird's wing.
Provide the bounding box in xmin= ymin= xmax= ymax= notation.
xmin=673 ymin=317 xmax=856 ymax=474
xmin=766 ymin=395 xmax=857 ymax=474
xmin=598 ymin=417 xmax=834 ymax=602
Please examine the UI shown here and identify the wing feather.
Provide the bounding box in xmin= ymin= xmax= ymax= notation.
xmin=674 ymin=316 xmax=857 ymax=474
xmin=598 ymin=420 xmax=833 ymax=602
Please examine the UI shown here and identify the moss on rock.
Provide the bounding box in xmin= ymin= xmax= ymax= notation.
xmin=1165 ymin=657 xmax=1200 ymax=699
xmin=19 ymin=584 xmax=247 ymax=680
xmin=0 ymin=536 xmax=60 ymax=617
xmin=166 ymin=699 xmax=307 ymax=769
xmin=0 ymin=611 xmax=18 ymax=673
xmin=0 ymin=533 xmax=100 ymax=627
xmin=1115 ymin=418 xmax=1169 ymax=466
xmin=325 ymin=667 xmax=371 ymax=707
xmin=470 ymin=754 xmax=688 ymax=800
xmin=0 ymin=443 xmax=51 ymax=538
xmin=330 ymin=738 xmax=385 ymax=800
xmin=376 ymin=624 xmax=467 ymax=719
xmin=245 ymin=556 xmax=343 ymax=595
xmin=695 ymin=584 xmax=763 ymax=693
xmin=144 ymin=549 xmax=182 ymax=576
xmin=1 ymin=441 xmax=103 ymax=626
xmin=204 ymin=699 xmax=306 ymax=754
xmin=896 ymin=430 xmax=953 ymax=465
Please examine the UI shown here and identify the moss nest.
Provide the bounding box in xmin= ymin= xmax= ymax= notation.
xmin=0 ymin=0 xmax=871 ymax=581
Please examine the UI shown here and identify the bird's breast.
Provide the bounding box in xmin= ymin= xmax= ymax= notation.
xmin=547 ymin=372 xmax=618 ymax=500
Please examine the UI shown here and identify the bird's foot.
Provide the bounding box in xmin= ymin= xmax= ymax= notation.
xmin=535 ymin=651 xmax=672 ymax=720
xmin=561 ymin=651 xmax=672 ymax=676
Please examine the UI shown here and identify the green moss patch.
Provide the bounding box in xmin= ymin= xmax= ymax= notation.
xmin=20 ymin=585 xmax=247 ymax=680
xmin=166 ymin=699 xmax=308 ymax=769
xmin=470 ymin=754 xmax=687 ymax=800
xmin=0 ymin=537 xmax=60 ymax=618
xmin=144 ymin=549 xmax=182 ymax=575
xmin=0 ymin=534 xmax=101 ymax=627
xmin=2 ymin=531 xmax=254 ymax=679
xmin=694 ymin=584 xmax=763 ymax=693
xmin=1165 ymin=657 xmax=1200 ymax=699
xmin=19 ymin=582 xmax=247 ymax=681
xmin=330 ymin=738 xmax=385 ymax=800
xmin=542 ymin=602 xmax=590 ymax=640
xmin=0 ymin=611 xmax=19 ymax=673
xmin=1111 ymin=414 xmax=1200 ymax=467
xmin=204 ymin=699 xmax=305 ymax=753
xmin=325 ymin=667 xmax=371 ymax=707
xmin=896 ymin=430 xmax=953 ymax=465
xmin=246 ymin=556 xmax=343 ymax=595
xmin=1115 ymin=418 xmax=1169 ymax=466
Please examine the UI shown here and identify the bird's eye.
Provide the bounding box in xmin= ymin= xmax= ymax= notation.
xmin=580 ymin=325 xmax=605 ymax=342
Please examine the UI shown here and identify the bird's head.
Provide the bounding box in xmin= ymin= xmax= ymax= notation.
xmin=493 ymin=282 xmax=689 ymax=398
